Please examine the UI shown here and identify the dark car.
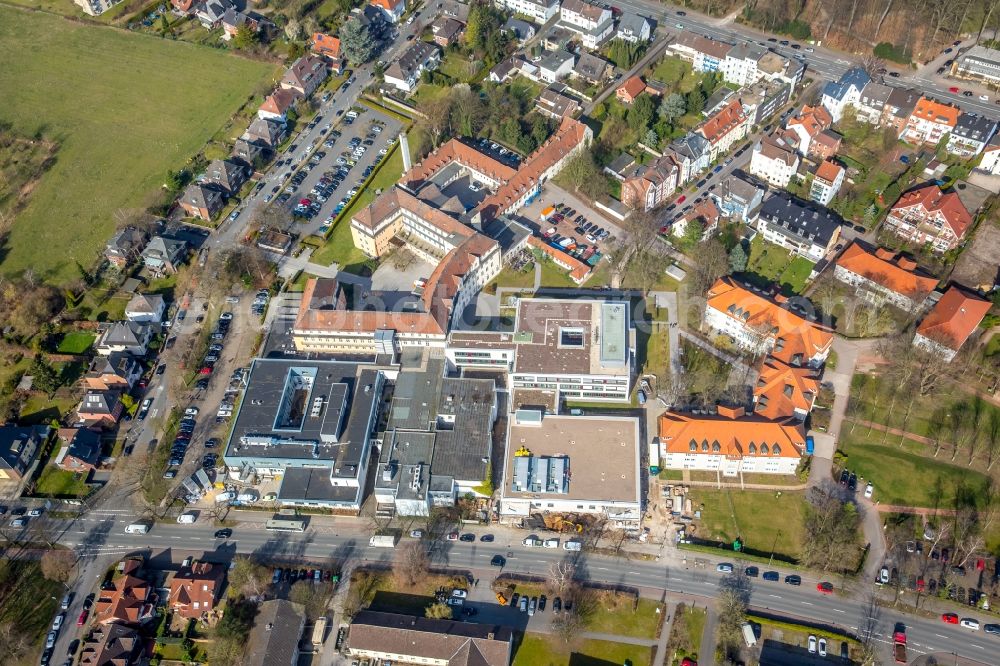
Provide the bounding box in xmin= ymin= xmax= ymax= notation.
xmin=538 ymin=595 xmax=547 ymax=611
xmin=459 ymin=533 xmax=475 ymax=542
xmin=510 ymin=592 xmax=520 ymax=606
xmin=839 ymin=469 xmax=849 ymax=486
xmin=784 ymin=574 xmax=802 ymax=586
xmin=984 ymin=623 xmax=1000 ymax=635
xmin=156 ymin=364 xmax=166 ymax=375
xmin=745 ymin=566 xmax=759 ymax=577
xmin=480 ymin=534 xmax=494 ymax=542
xmin=848 ymin=473 xmax=858 ymax=491
xmin=490 ymin=555 xmax=506 ymax=567
xmin=762 ymin=571 xmax=780 ymax=582
xmin=214 ymin=529 xmax=232 ymax=539
xmin=553 ymin=597 xmax=562 ymax=613
xmin=67 ymin=639 xmax=80 ymax=656
xmin=205 ymin=438 xmax=219 ymax=448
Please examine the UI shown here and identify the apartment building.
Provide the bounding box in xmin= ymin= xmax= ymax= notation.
xmin=559 ymin=0 xmax=614 ymax=48
xmin=833 ymin=241 xmax=938 ymax=310
xmin=913 ymin=286 xmax=992 ymax=362
xmin=809 ymin=159 xmax=845 ymax=206
xmin=820 ymin=67 xmax=871 ymax=122
xmin=757 ymin=195 xmax=842 ymax=262
xmin=902 ymin=97 xmax=961 ymax=145
xmin=696 ymin=99 xmax=751 ymax=162
xmin=749 ymin=132 xmax=800 ymax=188
xmin=668 ymin=33 xmax=733 ymax=73
xmin=495 ymin=0 xmax=559 ymax=23
xmin=884 ymin=183 xmax=974 ymax=252
xmin=621 ymin=154 xmax=679 ymax=211
xmin=946 ymin=113 xmax=997 ymax=157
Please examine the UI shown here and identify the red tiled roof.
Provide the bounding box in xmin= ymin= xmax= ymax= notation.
xmin=260 ymin=88 xmax=299 ymax=115
xmin=698 ymin=99 xmax=747 ymax=144
xmin=371 ymin=0 xmax=403 ymax=10
xmin=787 ymin=104 xmax=832 ymax=138
xmin=295 ymin=278 xmax=448 ymax=337
xmin=814 ymin=159 xmax=843 ymax=184
xmin=890 ymin=184 xmax=974 ymax=239
xmin=910 ymin=97 xmax=961 ymax=127
xmin=617 ymin=76 xmax=646 ymax=101
xmin=527 ymin=236 xmax=591 ymax=283
xmin=658 ymin=406 xmax=805 ymax=458
xmin=402 ymin=140 xmax=516 ymax=191
xmin=917 ymin=286 xmax=991 ymax=351
xmin=311 ymin=32 xmax=341 ymax=58
xmin=835 ymin=242 xmax=937 ymax=299
xmin=753 ymin=359 xmax=820 ymax=420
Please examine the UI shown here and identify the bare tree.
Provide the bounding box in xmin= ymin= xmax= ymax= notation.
xmin=40 ymin=549 xmax=76 ymax=583
xmin=547 ymin=559 xmax=577 ymax=597
xmin=394 ymin=540 xmax=430 ymax=588
xmin=228 ymin=557 xmax=270 ymax=599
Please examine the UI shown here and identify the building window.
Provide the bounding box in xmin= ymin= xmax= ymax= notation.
xmin=559 ymin=327 xmax=585 ymax=347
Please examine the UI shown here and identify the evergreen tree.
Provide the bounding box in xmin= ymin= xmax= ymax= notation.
xmin=658 ymin=93 xmax=687 ymax=123
xmin=728 ymin=242 xmax=748 ymax=273
xmin=340 ymin=17 xmax=377 ymax=64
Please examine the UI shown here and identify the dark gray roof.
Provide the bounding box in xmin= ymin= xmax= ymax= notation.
xmin=277 ymin=467 xmax=362 ymax=503
xmin=245 ymin=600 xmax=305 ymax=666
xmin=349 ymin=611 xmax=513 ymax=666
xmin=386 ymin=42 xmax=439 ymax=81
xmin=538 ymin=49 xmax=574 ymax=73
xmin=952 ymin=113 xmax=998 ymax=143
xmin=389 ymin=360 xmax=444 ymax=430
xmin=574 ymin=51 xmax=609 ymax=81
xmin=143 ymin=235 xmax=187 ymax=263
xmin=670 ymin=133 xmax=710 ymax=160
xmin=430 ymin=377 xmax=495 ymax=482
xmin=760 ymin=194 xmax=843 ymax=246
xmin=482 ymin=216 xmax=530 ymax=256
xmin=63 ymin=428 xmax=101 ymax=465
xmin=606 ymin=153 xmax=637 ymax=175
xmin=885 ymin=87 xmax=921 ymax=117
xmin=503 ymin=17 xmax=534 ymax=40
xmin=716 ymin=174 xmax=763 ymax=204
xmin=0 ymin=426 xmax=46 ymax=477
xmin=103 ymin=321 xmax=151 ymax=347
xmin=617 ymin=13 xmax=650 ymax=37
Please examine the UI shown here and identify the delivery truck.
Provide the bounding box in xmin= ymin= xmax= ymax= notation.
xmin=369 ymin=534 xmax=397 ymax=548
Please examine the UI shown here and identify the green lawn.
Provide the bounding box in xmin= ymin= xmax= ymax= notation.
xmin=586 ymin=597 xmax=664 ymax=640
xmin=689 ymin=488 xmax=807 ymax=561
xmin=0 ymin=559 xmax=62 ymax=656
xmin=649 ymin=57 xmax=700 ymax=93
xmin=740 ymin=235 xmax=814 ymax=294
xmin=538 ymin=258 xmax=578 ymax=288
xmin=34 ymin=465 xmax=90 ymax=498
xmin=488 ymin=265 xmax=538 ymax=292
xmin=310 ymin=147 xmax=404 ymax=272
xmin=0 ymin=6 xmax=278 ymax=282
xmin=287 ymin=271 xmax=321 ymax=293
xmin=438 ymin=50 xmax=482 ymax=83
xmin=837 ymin=429 xmax=993 ymax=508
xmin=55 ymin=331 xmax=96 ymax=355
xmin=513 ymin=633 xmax=653 ymax=666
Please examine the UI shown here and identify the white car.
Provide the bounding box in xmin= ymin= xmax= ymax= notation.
xmin=52 ymin=613 xmax=64 ymax=631
xmin=46 ymin=632 xmax=56 ymax=650
xmin=864 ymin=483 xmax=874 ymax=498
xmin=807 ymin=635 xmax=817 ymax=654
xmin=878 ymin=566 xmax=890 ymax=585
xmin=543 ymin=538 xmax=560 ymax=549
xmin=185 ymin=407 xmax=199 ymax=416
xmin=818 ymin=637 xmax=827 ymax=656
xmin=961 ymin=618 xmax=980 ymax=630
xmin=716 ymin=563 xmax=734 ymax=573
xmin=409 ymin=529 xmax=423 ymax=538
xmin=451 ymin=589 xmax=468 ymax=598
xmin=980 ymin=94 xmax=990 ymax=101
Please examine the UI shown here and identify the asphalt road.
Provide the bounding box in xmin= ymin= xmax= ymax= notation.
xmin=31 ymin=511 xmax=998 ymax=663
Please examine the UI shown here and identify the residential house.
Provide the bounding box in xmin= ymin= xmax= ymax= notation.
xmin=977 ymin=133 xmax=1000 ymax=174
xmin=78 ymin=624 xmax=144 ymax=666
xmin=559 ymin=0 xmax=614 ymax=49
xmin=232 ymin=138 xmax=266 ymax=165
xmin=809 ymin=159 xmax=845 ymax=206
xmin=542 ymin=26 xmax=575 ymax=51
xmin=488 ymin=56 xmax=528 ymax=83
xmin=259 ymin=88 xmax=299 ymax=124
xmin=495 ymin=0 xmax=559 ymax=23
xmin=667 ymin=133 xmax=711 ymax=183
xmin=74 ymin=0 xmax=123 ymax=15
xmin=855 ymin=81 xmax=893 ymax=125
xmin=658 ymin=405 xmax=806 ymax=476
xmin=709 ymin=174 xmax=765 ymax=223
xmin=668 ymin=33 xmax=732 ymax=73
xmin=83 ymin=353 xmax=142 ymax=391
xmin=757 ymin=50 xmax=804 ymax=89
xmin=536 ymin=49 xmax=575 ymax=84
xmin=672 ymin=199 xmax=721 ymax=240
xmin=820 ymin=67 xmax=871 ymax=122
xmin=758 ymin=194 xmax=842 ymax=262
xmin=952 ymin=45 xmax=1000 ymax=86
xmin=696 ymin=98 xmax=751 ymax=162
xmin=221 ymin=8 xmax=266 ymax=42
xmin=535 ymin=84 xmax=581 ymax=119
xmin=604 ymin=153 xmax=637 ymax=181
xmin=616 ymin=75 xmax=647 ymax=104
xmin=753 ymin=360 xmax=820 ymax=421
xmin=77 ymin=390 xmax=124 ymax=428
xmin=311 ymin=32 xmax=344 ymax=73
xmin=244 ymin=600 xmax=306 ymax=666
xmin=244 ymin=117 xmax=286 ymax=148
xmin=431 ymin=17 xmax=464 ymax=46
xmin=0 ymin=426 xmax=47 ymax=483
xmin=882 ymin=87 xmax=922 ymax=134
xmin=704 ymin=277 xmax=834 ymax=366
xmin=56 ymin=427 xmax=102 ymax=473
xmin=740 ymin=78 xmax=791 ymax=126
xmin=785 ymin=105 xmax=833 ymax=158
xmin=370 ymin=0 xmax=405 ymax=23
xmin=503 ymin=17 xmax=535 ymax=43
xmin=124 ymin=293 xmax=166 ymax=323
xmin=573 ymin=51 xmax=611 ymax=84
xmin=96 ymin=321 xmax=153 ymax=357
xmin=168 ymin=561 xmax=226 ymax=619
xmin=884 ymin=183 xmax=974 ymax=252
xmin=178 ymin=182 xmax=225 ymax=221
xmin=195 ymin=0 xmax=231 ymax=29
xmin=903 ymin=97 xmax=961 ymax=145
xmin=354 ymin=4 xmax=392 ymax=42
xmin=833 ymin=241 xmax=938 ymax=310
xmin=616 ymin=13 xmax=651 ymax=43
xmin=721 ymin=42 xmax=768 ymax=88
xmin=205 ymin=158 xmax=249 ymax=196
xmin=913 ymin=286 xmax=992 ymax=361
xmin=348 ymin=611 xmax=514 ymax=666
xmin=104 ymin=227 xmax=147 ymax=269
xmin=749 ymin=131 xmax=800 ymax=188
xmin=946 ymin=113 xmax=997 ymax=157
xmin=621 ymin=154 xmax=679 ymax=212
xmin=810 ymin=129 xmax=842 ymax=160
xmin=384 ymin=42 xmax=440 ymax=93
xmin=93 ymin=559 xmax=155 ymax=625
xmin=281 ymin=55 xmax=328 ymax=98
xmin=170 ymin=0 xmax=195 ymax=13
xmin=142 ymin=235 xmax=188 ymax=274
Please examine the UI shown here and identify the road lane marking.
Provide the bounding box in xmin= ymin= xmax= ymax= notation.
xmin=832 ymin=609 xmax=845 ymax=613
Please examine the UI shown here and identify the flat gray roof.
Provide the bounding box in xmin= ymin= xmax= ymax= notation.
xmin=278 ymin=467 xmax=362 ymax=503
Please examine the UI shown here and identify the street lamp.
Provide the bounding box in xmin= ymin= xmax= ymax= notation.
xmin=768 ymin=530 xmax=781 ymax=566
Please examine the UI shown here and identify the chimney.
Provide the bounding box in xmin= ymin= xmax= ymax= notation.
xmin=400 ymin=132 xmax=413 ymax=173
xmin=716 ymin=405 xmax=745 ymax=419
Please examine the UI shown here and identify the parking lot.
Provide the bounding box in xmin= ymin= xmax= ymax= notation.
xmin=271 ymin=105 xmax=404 ymax=237
xmin=514 ymin=185 xmax=622 ymax=262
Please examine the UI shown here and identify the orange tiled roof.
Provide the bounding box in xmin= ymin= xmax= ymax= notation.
xmin=910 ymin=97 xmax=961 ymax=127
xmin=706 ymin=278 xmax=833 ymax=365
xmin=527 ymin=236 xmax=591 ymax=283
xmin=353 ymin=187 xmax=475 ymax=242
xmin=311 ymin=32 xmax=341 ymax=58
xmin=479 ymin=117 xmax=590 ymax=220
xmin=371 ymin=0 xmax=403 ymax=10
xmin=658 ymin=406 xmax=805 ymax=458
xmin=94 ymin=563 xmax=152 ymax=626
xmin=788 ymin=104 xmax=832 ymax=138
xmin=295 ymin=277 xmax=448 ymax=337
xmin=814 ymin=159 xmax=843 ymax=184
xmin=753 ymin=359 xmax=820 ymax=420
xmin=835 ymin=242 xmax=937 ymax=299
xmin=916 ymin=286 xmax=991 ymax=351
xmin=260 ymin=88 xmax=299 ymax=115
xmin=698 ymin=99 xmax=747 ymax=144
xmin=168 ymin=562 xmax=225 ymax=619
xmin=402 ymin=139 xmax=516 ymax=191
xmin=890 ymin=184 xmax=973 ymax=239
xmin=421 ymin=234 xmax=498 ymax=314
xmin=617 ymin=76 xmax=646 ymax=101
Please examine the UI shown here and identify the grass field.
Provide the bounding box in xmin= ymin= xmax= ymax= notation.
xmin=310 ymin=148 xmax=403 ymax=272
xmin=34 ymin=465 xmax=90 ymax=498
xmin=0 ymin=6 xmax=278 ymax=283
xmin=0 ymin=559 xmax=62 ymax=662
xmin=689 ymin=488 xmax=807 ymax=561
xmin=513 ymin=633 xmax=653 ymax=666
xmin=837 ymin=428 xmax=993 ymax=508
xmin=739 ymin=235 xmax=814 ymax=295
xmin=55 ymin=331 xmax=95 ymax=355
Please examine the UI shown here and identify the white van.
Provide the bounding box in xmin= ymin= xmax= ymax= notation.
xmin=543 ymin=538 xmax=560 ymax=549
xmin=563 ymin=540 xmax=582 ymax=551
xmin=215 ymin=491 xmax=235 ymax=503
xmin=177 ymin=512 xmax=197 ymax=524
xmin=125 ymin=523 xmax=150 ymax=535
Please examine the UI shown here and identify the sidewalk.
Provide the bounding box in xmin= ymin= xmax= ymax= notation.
xmin=699 ymin=606 xmax=717 ymax=666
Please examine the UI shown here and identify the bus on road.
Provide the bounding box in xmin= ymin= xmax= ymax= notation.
xmin=265 ymin=517 xmax=306 ymax=532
